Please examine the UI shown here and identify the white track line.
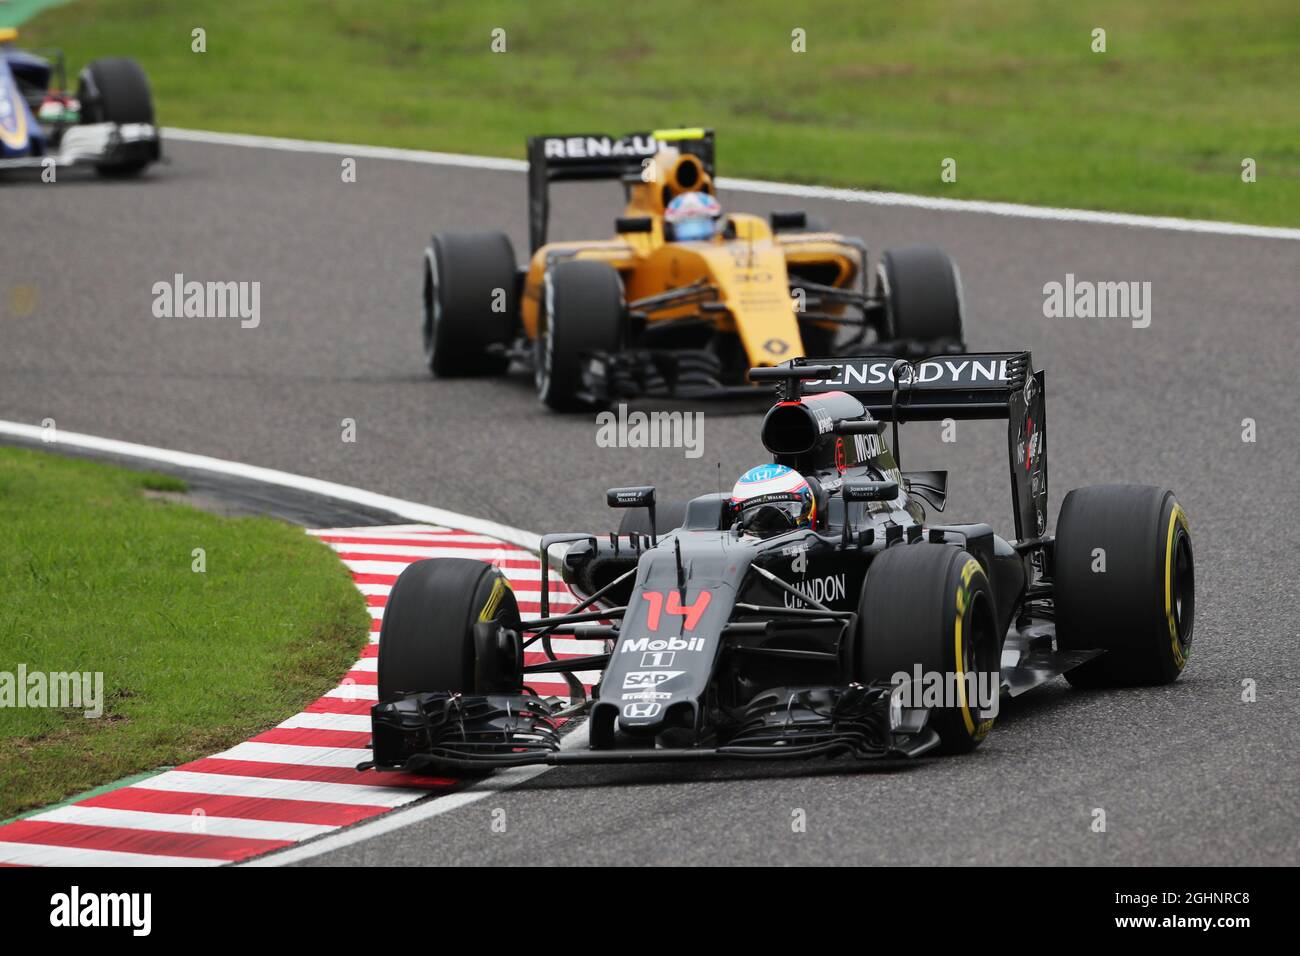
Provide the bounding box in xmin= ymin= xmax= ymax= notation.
xmin=0 ymin=422 xmax=585 ymax=865
xmin=213 ymin=742 xmax=373 ymax=769
xmin=279 ymin=712 xmax=373 ymax=733
xmin=138 ymin=770 xmax=417 ymax=808
xmin=162 ymin=126 xmax=1300 ymax=242
xmin=35 ymin=804 xmax=336 ymax=843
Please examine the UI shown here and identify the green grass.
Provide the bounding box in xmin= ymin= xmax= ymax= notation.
xmin=0 ymin=447 xmax=369 ymax=819
xmin=18 ymin=0 xmax=1300 ymax=226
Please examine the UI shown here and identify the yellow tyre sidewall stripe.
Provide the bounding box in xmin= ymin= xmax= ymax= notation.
xmin=478 ymin=573 xmax=511 ymax=623
xmin=1165 ymin=503 xmax=1190 ymax=670
xmin=954 ymin=558 xmax=992 ymax=741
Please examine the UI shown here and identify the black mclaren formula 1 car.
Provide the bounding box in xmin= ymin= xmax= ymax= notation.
xmin=362 ymin=352 xmax=1194 ymax=772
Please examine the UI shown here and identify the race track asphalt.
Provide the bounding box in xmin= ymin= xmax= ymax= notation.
xmin=2 ymin=139 xmax=1297 ymax=865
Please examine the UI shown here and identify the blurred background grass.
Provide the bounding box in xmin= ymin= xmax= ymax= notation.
xmin=17 ymin=0 xmax=1300 ymax=223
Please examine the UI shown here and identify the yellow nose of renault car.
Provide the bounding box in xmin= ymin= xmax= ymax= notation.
xmin=421 ymin=128 xmax=967 ymax=410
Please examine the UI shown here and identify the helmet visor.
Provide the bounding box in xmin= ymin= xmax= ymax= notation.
xmin=672 ymin=217 xmax=716 ymax=241
xmin=735 ymin=494 xmax=809 ymax=537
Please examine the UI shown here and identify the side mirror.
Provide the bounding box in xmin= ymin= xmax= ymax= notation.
xmin=616 ymin=216 xmax=653 ymax=234
xmin=840 ymin=481 xmax=896 ymax=547
xmin=843 ymin=479 xmax=898 ymax=503
xmin=834 ymin=419 xmax=885 ymax=436
xmin=607 ymin=485 xmax=657 ymax=545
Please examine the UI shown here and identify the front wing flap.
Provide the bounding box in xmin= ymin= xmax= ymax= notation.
xmin=0 ymin=121 xmax=159 ymax=170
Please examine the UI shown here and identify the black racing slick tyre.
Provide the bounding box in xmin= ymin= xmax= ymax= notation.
xmin=376 ymin=558 xmax=522 ymax=703
xmin=1054 ymin=485 xmax=1194 ymax=687
xmin=878 ymin=245 xmax=965 ymax=347
xmin=423 ymin=232 xmax=517 ymax=377
xmin=856 ymin=544 xmax=1000 ymax=754
xmin=799 ymin=322 xmax=838 ymax=358
xmin=617 ymin=499 xmax=689 ymax=538
xmin=77 ymin=58 xmax=155 ymax=177
xmin=535 ymin=260 xmax=625 ymax=411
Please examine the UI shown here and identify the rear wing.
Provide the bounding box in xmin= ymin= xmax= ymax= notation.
xmin=526 ymin=128 xmax=715 ymax=253
xmin=780 ymin=353 xmax=1048 ymax=541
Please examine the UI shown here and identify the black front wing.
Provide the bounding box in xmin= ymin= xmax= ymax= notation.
xmin=360 ymin=684 xmax=938 ymax=774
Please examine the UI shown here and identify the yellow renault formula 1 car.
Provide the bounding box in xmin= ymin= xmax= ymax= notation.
xmin=422 ymin=128 xmax=967 ymax=410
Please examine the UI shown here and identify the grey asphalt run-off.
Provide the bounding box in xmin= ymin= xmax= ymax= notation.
xmin=2 ymin=139 xmax=1297 ymax=865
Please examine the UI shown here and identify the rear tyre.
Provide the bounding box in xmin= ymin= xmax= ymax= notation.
xmin=77 ymin=57 xmax=155 ymax=177
xmin=856 ymin=544 xmax=999 ymax=754
xmin=535 ymin=260 xmax=625 ymax=411
xmin=376 ymin=558 xmax=521 ymax=702
xmin=878 ymin=245 xmax=965 ymax=346
xmin=423 ymin=232 xmax=517 ymax=377
xmin=617 ymin=500 xmax=689 ymax=537
xmin=1055 ymin=485 xmax=1193 ymax=687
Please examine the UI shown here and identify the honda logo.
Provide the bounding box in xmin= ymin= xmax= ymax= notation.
xmin=623 ymin=702 xmax=661 ymax=719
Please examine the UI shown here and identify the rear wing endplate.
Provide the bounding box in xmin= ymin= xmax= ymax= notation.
xmin=791 ymin=352 xmax=1048 ymax=541
xmin=526 ymin=128 xmax=715 ymax=253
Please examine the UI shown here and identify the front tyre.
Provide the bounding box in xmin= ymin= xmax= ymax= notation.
xmin=856 ymin=544 xmax=1000 ymax=754
xmin=535 ymin=260 xmax=624 ymax=411
xmin=1054 ymin=485 xmax=1194 ymax=687
xmin=423 ymin=232 xmax=517 ymax=378
xmin=77 ymin=57 xmax=156 ymax=177
xmin=878 ymin=245 xmax=965 ymax=347
xmin=376 ymin=558 xmax=522 ymax=702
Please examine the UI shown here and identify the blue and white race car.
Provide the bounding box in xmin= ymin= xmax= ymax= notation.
xmin=0 ymin=26 xmax=159 ymax=177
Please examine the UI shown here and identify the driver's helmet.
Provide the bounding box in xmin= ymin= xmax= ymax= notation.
xmin=664 ymin=190 xmax=721 ymax=241
xmin=729 ymin=464 xmax=817 ymax=537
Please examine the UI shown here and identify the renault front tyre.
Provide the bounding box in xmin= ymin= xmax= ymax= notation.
xmin=535 ymin=259 xmax=625 ymax=411
xmin=1054 ymin=485 xmax=1194 ymax=687
xmin=878 ymin=245 xmax=965 ymax=347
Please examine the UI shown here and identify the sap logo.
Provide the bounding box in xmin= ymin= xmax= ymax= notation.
xmin=783 ymin=573 xmax=846 ymax=609
xmin=623 ymin=670 xmax=684 ymax=690
xmin=623 ymin=702 xmax=661 ymax=719
xmin=640 ymin=651 xmax=676 ymax=668
xmin=622 ymin=637 xmax=706 ymax=654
